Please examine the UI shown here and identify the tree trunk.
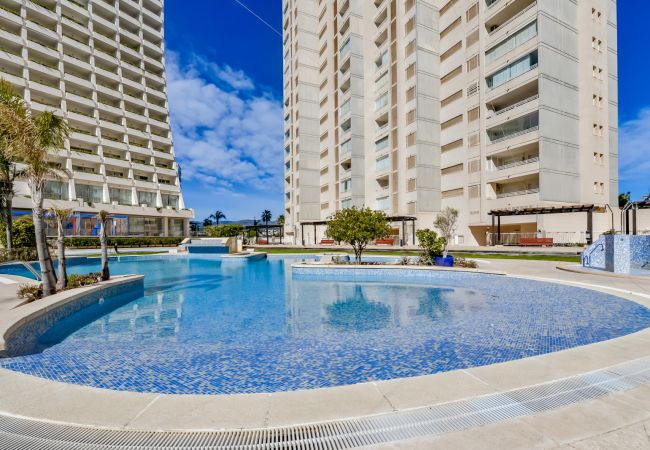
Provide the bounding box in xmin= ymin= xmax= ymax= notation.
xmin=353 ymin=245 xmax=362 ymax=264
xmin=31 ymin=188 xmax=57 ymax=296
xmin=55 ymin=218 xmax=66 ymax=291
xmin=100 ymin=221 xmax=109 ymax=281
xmin=4 ymin=194 xmax=12 ymax=257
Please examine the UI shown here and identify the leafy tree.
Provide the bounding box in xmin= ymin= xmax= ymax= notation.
xmin=261 ymin=209 xmax=272 ymax=242
xmin=433 ymin=207 xmax=458 ymax=258
xmin=203 ymin=218 xmax=213 ymax=227
xmin=416 ymin=229 xmax=445 ymax=265
xmin=209 ymin=210 xmax=226 ymax=225
xmin=619 ymin=192 xmax=631 ymax=208
xmin=0 ymin=80 xmax=28 ymax=256
xmin=97 ymin=210 xmax=110 ymax=281
xmin=49 ymin=207 xmax=72 ymax=291
xmin=205 ymin=223 xmax=245 ymax=237
xmin=1 ymin=83 xmax=69 ymax=296
xmin=325 ymin=207 xmax=390 ymax=263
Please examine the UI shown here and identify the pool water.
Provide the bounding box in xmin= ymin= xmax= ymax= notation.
xmin=2 ymin=255 xmax=650 ymax=394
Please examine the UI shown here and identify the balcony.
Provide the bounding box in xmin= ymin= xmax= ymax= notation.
xmin=486 ymin=153 xmax=539 ymax=182
xmin=485 ymin=92 xmax=539 ymax=128
xmin=486 ymin=0 xmax=537 ymax=37
xmin=486 ymin=51 xmax=538 ymax=92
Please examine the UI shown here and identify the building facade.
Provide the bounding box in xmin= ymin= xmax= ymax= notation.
xmin=0 ymin=0 xmax=191 ymax=237
xmin=282 ymin=0 xmax=618 ymax=246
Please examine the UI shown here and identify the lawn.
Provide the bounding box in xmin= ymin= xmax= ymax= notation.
xmin=255 ymin=247 xmax=581 ymax=263
xmin=80 ymin=251 xmax=168 ymax=258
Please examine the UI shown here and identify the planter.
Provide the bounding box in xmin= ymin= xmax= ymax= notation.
xmin=434 ymin=256 xmax=454 ymax=267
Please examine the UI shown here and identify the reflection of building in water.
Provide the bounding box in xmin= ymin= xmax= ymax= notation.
xmin=78 ymin=292 xmax=185 ymax=341
xmin=286 ymin=280 xmax=486 ymax=337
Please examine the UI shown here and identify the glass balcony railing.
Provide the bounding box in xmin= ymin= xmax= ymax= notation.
xmin=485 ymin=21 xmax=537 ymax=65
xmin=487 ymin=111 xmax=539 ymax=144
xmin=486 ymin=51 xmax=538 ymax=90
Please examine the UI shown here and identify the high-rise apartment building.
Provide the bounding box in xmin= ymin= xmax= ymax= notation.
xmin=0 ymin=0 xmax=191 ymax=237
xmin=283 ymin=0 xmax=618 ymax=246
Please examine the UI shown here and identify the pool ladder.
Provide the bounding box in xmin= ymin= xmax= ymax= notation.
xmin=20 ymin=261 xmax=41 ymax=281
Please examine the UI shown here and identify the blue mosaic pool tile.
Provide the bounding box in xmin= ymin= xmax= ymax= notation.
xmin=1 ymin=256 xmax=650 ymax=395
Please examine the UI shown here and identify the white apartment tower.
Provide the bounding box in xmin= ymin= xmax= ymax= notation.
xmin=283 ymin=0 xmax=618 ymax=246
xmin=0 ymin=0 xmax=191 ymax=237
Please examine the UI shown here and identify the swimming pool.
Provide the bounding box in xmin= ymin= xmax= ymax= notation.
xmin=2 ymin=254 xmax=650 ymax=394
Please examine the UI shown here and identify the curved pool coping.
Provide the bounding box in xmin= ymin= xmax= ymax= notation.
xmin=0 ymin=266 xmax=650 ymax=433
xmin=0 ymin=275 xmax=144 ymax=357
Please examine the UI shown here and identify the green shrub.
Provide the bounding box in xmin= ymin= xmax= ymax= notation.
xmin=17 ymin=283 xmax=42 ymax=302
xmin=0 ymin=216 xmax=36 ymax=249
xmin=63 ymin=236 xmax=184 ymax=248
xmin=416 ymin=229 xmax=446 ymax=265
xmin=205 ymin=224 xmax=245 ymax=238
xmin=67 ymin=272 xmax=102 ymax=288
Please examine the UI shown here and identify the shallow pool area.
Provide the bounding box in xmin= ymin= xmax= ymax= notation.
xmin=2 ymin=254 xmax=650 ymax=394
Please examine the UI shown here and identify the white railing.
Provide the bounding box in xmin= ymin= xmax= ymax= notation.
xmin=489 ymin=156 xmax=539 ymax=171
xmin=488 ymin=1 xmax=538 ymax=36
xmin=493 ymin=94 xmax=539 ymax=116
xmin=489 ymin=125 xmax=539 ymax=145
xmin=495 ymin=187 xmax=539 ymax=198
xmin=487 ymin=231 xmax=588 ymax=246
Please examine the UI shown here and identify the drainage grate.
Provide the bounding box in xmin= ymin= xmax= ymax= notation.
xmin=2 ymin=356 xmax=650 ymax=449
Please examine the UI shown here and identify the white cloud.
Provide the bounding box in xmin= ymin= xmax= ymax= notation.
xmin=166 ymin=52 xmax=284 ymax=194
xmin=619 ymin=108 xmax=650 ymax=187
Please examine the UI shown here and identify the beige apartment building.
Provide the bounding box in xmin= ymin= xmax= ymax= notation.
xmin=282 ymin=0 xmax=618 ymax=246
xmin=0 ymin=0 xmax=191 ymax=237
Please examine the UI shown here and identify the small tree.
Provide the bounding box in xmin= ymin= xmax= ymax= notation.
xmin=416 ymin=229 xmax=445 ymax=265
xmin=326 ymin=207 xmax=390 ymax=263
xmin=97 ymin=210 xmax=110 ymax=281
xmin=434 ymin=207 xmax=458 ymax=258
xmin=277 ymin=214 xmax=285 ymax=244
xmin=50 ymin=207 xmax=72 ymax=291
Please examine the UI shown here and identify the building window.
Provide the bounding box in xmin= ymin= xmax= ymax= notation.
xmin=44 ymin=181 xmax=68 ymax=200
xmin=75 ymin=183 xmax=103 ymax=204
xmin=485 ymin=21 xmax=537 ymax=65
xmin=109 ymin=188 xmax=132 ymax=206
xmin=486 ymin=51 xmax=538 ymax=89
xmin=137 ymin=190 xmax=156 ymax=206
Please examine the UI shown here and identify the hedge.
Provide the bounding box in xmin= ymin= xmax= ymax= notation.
xmin=62 ymin=236 xmax=184 ymax=248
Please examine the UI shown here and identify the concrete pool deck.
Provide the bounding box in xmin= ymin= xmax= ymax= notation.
xmin=1 ymin=259 xmax=650 ymax=448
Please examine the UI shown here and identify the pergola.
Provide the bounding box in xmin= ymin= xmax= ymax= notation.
xmin=488 ymin=204 xmax=599 ymax=246
xmin=299 ymin=216 xmax=417 ymax=247
xmin=622 ymin=197 xmax=650 ymax=235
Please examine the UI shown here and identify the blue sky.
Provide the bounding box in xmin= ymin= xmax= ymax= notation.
xmin=164 ymin=1 xmax=649 ymax=222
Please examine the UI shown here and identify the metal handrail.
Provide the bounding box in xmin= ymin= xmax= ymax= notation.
xmin=487 ymin=63 xmax=538 ymax=92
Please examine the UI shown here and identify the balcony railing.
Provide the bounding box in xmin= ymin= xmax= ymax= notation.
xmin=488 ymin=156 xmax=539 ymax=171
xmin=492 ymin=94 xmax=539 ymax=116
xmin=495 ymin=187 xmax=539 ymax=198
xmin=487 ymin=63 xmax=538 ymax=92
xmin=489 ymin=125 xmax=539 ymax=145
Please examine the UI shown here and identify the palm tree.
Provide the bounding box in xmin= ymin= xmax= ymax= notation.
xmin=50 ymin=207 xmax=72 ymax=291
xmin=97 ymin=210 xmax=110 ymax=281
xmin=261 ymin=209 xmax=272 ymax=243
xmin=0 ymin=82 xmax=69 ymax=296
xmin=210 ymin=210 xmax=226 ymax=225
